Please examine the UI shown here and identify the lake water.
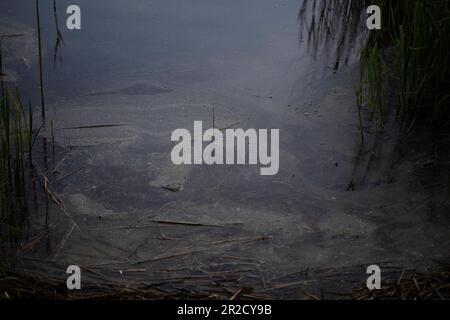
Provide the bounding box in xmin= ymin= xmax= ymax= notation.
xmin=1 ymin=0 xmax=449 ymax=297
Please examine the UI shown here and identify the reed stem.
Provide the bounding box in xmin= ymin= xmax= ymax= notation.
xmin=36 ymin=0 xmax=46 ymax=119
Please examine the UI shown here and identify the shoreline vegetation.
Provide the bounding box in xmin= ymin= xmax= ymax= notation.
xmin=0 ymin=0 xmax=62 ymax=248
xmin=0 ymin=87 xmax=34 ymax=254
xmin=0 ymin=0 xmax=449 ymax=299
xmin=0 ymin=0 xmax=46 ymax=255
xmin=299 ymin=0 xmax=450 ymax=131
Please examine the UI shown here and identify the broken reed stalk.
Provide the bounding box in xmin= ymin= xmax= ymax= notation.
xmin=50 ymin=120 xmax=55 ymax=166
xmin=1 ymin=259 xmax=447 ymax=300
xmin=0 ymin=40 xmax=4 ymax=98
xmin=36 ymin=0 xmax=46 ymax=119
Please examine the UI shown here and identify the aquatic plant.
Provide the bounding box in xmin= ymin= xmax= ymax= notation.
xmin=0 ymin=87 xmax=35 ymax=249
xmin=299 ymin=0 xmax=450 ymax=128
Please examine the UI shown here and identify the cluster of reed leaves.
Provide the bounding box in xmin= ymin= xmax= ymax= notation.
xmin=299 ymin=0 xmax=450 ymax=128
xmin=0 ymin=87 xmax=35 ymax=248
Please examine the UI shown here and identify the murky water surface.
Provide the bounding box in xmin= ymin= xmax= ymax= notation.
xmin=1 ymin=0 xmax=449 ymax=296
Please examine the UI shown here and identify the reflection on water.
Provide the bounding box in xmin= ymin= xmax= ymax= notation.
xmin=2 ymin=0 xmax=313 ymax=103
xmin=298 ymin=0 xmax=367 ymax=71
xmin=52 ymin=0 xmax=65 ymax=65
xmin=0 ymin=0 xmax=449 ymax=297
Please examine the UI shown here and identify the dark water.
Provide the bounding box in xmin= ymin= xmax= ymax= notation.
xmin=2 ymin=0 xmax=314 ymax=104
xmin=1 ymin=0 xmax=449 ymax=296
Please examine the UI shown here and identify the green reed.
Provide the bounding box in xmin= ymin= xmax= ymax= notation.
xmin=0 ymin=87 xmax=35 ymax=248
xmin=299 ymin=0 xmax=450 ymax=127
